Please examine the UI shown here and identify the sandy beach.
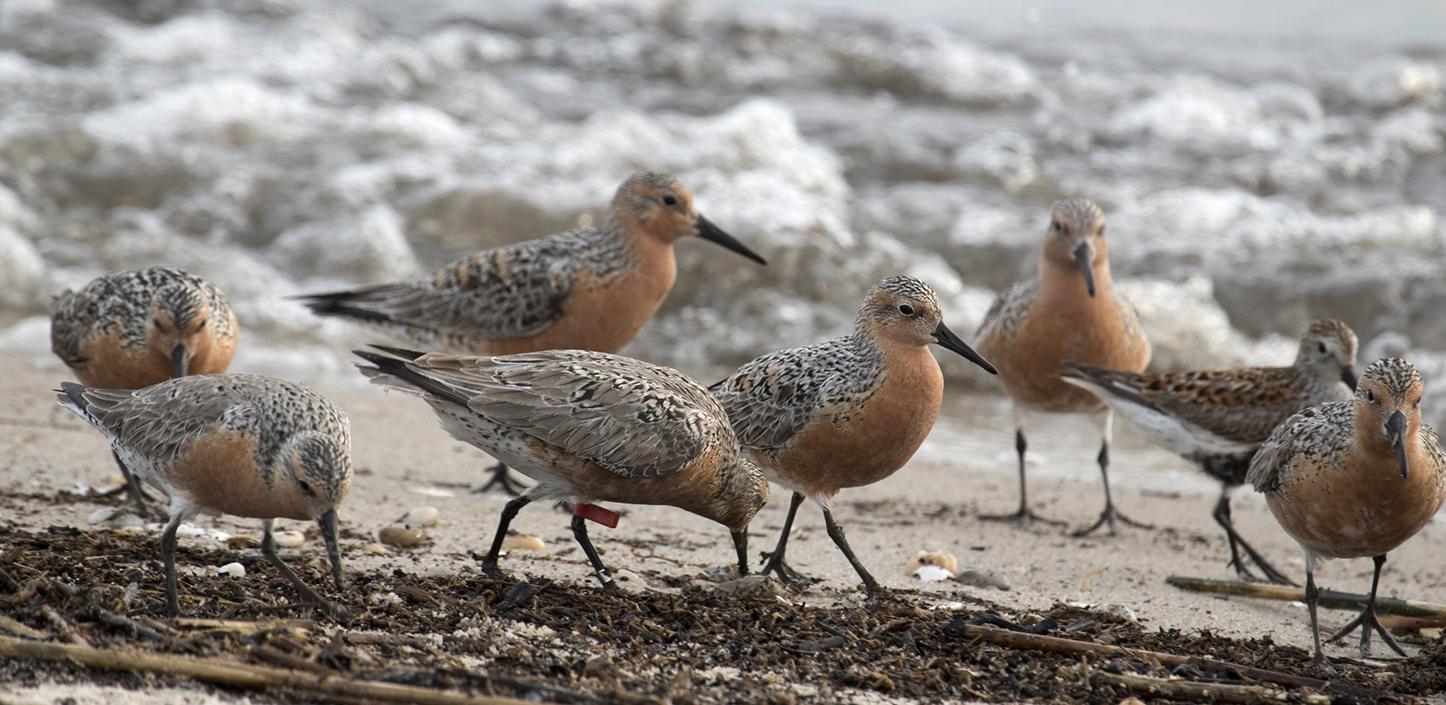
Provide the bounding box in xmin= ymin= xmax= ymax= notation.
xmin=3 ymin=347 xmax=1444 ymax=703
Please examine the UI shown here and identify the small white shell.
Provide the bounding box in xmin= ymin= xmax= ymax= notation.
xmin=401 ymin=506 xmax=440 ymax=528
xmin=612 ymin=569 xmax=648 ymax=593
xmin=217 ymin=562 xmax=246 ymax=578
xmin=272 ymin=530 xmax=305 ymax=548
xmin=379 ymin=526 xmax=426 ymax=548
xmin=912 ymin=564 xmax=954 ymax=582
xmin=87 ymin=507 xmax=119 ymax=525
xmin=904 ymin=551 xmax=958 ymax=576
xmin=501 ymin=534 xmax=546 ymax=553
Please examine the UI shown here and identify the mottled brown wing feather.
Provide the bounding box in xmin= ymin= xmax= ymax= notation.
xmin=1076 ymin=365 xmax=1302 ymax=445
xmin=404 ymin=350 xmax=715 ymax=478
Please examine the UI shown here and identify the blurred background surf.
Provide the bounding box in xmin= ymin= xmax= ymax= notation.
xmin=1 ymin=0 xmax=1443 ymax=424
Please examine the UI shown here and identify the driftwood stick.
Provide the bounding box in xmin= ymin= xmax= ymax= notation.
xmin=40 ymin=605 xmax=89 ymax=647
xmin=1095 ymin=671 xmax=1334 ymax=705
xmin=174 ymin=617 xmax=313 ymax=635
xmin=0 ymin=614 xmax=45 ymax=639
xmin=94 ymin=609 xmax=167 ymax=642
xmin=950 ymin=623 xmax=1384 ymax=702
xmin=0 ymin=636 xmax=547 ymax=705
xmin=1168 ymin=576 xmax=1446 ymax=619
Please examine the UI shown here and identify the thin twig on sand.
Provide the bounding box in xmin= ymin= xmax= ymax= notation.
xmin=1168 ymin=576 xmax=1446 ymax=620
xmin=1094 ymin=671 xmax=1334 ymax=705
xmin=0 ymin=635 xmax=551 ymax=705
xmin=946 ymin=621 xmax=1388 ymax=703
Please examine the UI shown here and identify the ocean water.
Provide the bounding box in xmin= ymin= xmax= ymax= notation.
xmin=1 ymin=0 xmax=1444 ymax=422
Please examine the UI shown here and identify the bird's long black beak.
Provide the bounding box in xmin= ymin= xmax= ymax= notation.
xmin=933 ymin=321 xmax=997 ymax=375
xmin=170 ymin=343 xmax=190 ymax=378
xmin=1073 ymin=243 xmax=1096 ymax=298
xmin=1341 ymin=366 xmax=1358 ymax=390
xmin=320 ymin=509 xmax=346 ymax=590
xmin=696 ymin=215 xmax=767 ymax=266
xmin=1385 ymin=410 xmax=1408 ymax=479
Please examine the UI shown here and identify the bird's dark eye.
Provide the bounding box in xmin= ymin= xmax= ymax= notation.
xmin=298 ymin=480 xmax=313 ymax=495
xmin=898 ymin=304 xmax=914 ymax=316
xmin=662 ymin=195 xmax=678 ymax=206
xmin=197 ymin=319 xmax=207 ymax=330
xmin=1317 ymin=342 xmax=1327 ymax=354
xmin=152 ymin=317 xmax=165 ymax=329
xmin=1365 ymin=390 xmax=1376 ymax=403
xmin=1098 ymin=225 xmax=1106 ymax=237
xmin=1051 ymin=221 xmax=1062 ymax=232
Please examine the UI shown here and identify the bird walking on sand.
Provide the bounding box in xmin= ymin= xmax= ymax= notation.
xmin=1061 ymin=319 xmax=1359 ymax=584
xmin=56 ymin=374 xmax=352 ymax=618
xmin=354 ymin=346 xmax=769 ymax=589
xmin=301 ymin=172 xmax=766 ymax=498
xmin=1248 ymin=358 xmax=1446 ymax=664
xmin=975 ymin=198 xmax=1151 ymax=535
xmin=710 ymin=276 xmax=997 ymax=592
xmin=50 ymin=267 xmax=239 ymax=514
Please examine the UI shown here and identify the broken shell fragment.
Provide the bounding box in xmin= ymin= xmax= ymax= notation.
xmin=217 ymin=562 xmax=246 ymax=578
xmin=273 ymin=530 xmax=305 ymax=548
xmin=378 ymin=526 xmax=427 ymax=548
xmin=401 ymin=506 xmax=440 ymax=528
xmin=501 ymin=534 xmax=546 ymax=553
xmin=905 ymin=551 xmax=958 ymax=578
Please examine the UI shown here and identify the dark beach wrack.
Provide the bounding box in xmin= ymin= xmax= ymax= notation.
xmin=2 ymin=526 xmax=1443 ymax=704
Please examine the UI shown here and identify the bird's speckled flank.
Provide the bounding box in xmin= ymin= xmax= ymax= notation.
xmin=50 ymin=267 xmax=239 ymax=388
xmin=1064 ymin=319 xmax=1359 ymax=486
xmin=299 ymin=171 xmax=764 ymax=356
xmin=358 ymin=347 xmax=767 ymax=525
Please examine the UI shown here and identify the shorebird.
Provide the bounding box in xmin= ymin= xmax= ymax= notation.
xmin=50 ymin=267 xmax=239 ymax=514
xmin=301 ymin=172 xmax=766 ymax=498
xmin=974 ymin=198 xmax=1151 ymax=535
xmin=1248 ymin=358 xmax=1446 ymax=664
xmin=353 ymin=346 xmax=769 ymax=589
xmin=1061 ymin=319 xmax=1359 ymax=584
xmin=56 ymin=374 xmax=352 ymax=618
xmin=710 ymin=276 xmax=997 ymax=592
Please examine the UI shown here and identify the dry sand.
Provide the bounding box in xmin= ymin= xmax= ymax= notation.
xmin=2 ymin=348 xmax=1444 ymax=702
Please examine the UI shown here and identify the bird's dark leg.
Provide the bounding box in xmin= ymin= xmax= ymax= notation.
xmin=160 ymin=512 xmax=184 ymax=617
xmin=571 ymin=515 xmax=616 ymax=590
xmin=1327 ymin=554 xmax=1406 ymax=658
xmin=760 ymin=491 xmax=812 ymax=583
xmin=114 ymin=451 xmax=162 ymax=517
xmin=1305 ymin=558 xmax=1329 ymax=668
xmin=821 ymin=506 xmax=880 ymax=594
xmin=1211 ymin=487 xmax=1294 ymax=585
xmin=1074 ymin=411 xmax=1152 ymax=537
xmin=472 ymin=462 xmax=531 ymax=497
xmin=731 ymin=530 xmax=749 ymax=576
xmin=981 ymin=426 xmax=1065 ymax=526
xmin=262 ymin=519 xmax=346 ymax=620
xmin=480 ymin=494 xmax=533 ymax=577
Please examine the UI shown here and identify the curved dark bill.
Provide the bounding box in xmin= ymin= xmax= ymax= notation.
xmin=1341 ymin=366 xmax=1358 ymax=390
xmin=933 ymin=321 xmax=998 ymax=375
xmin=1386 ymin=410 xmax=1408 ymax=479
xmin=1073 ymin=243 xmax=1096 ymax=298
xmin=697 ymin=215 xmax=767 ymax=266
xmin=320 ymin=508 xmax=346 ymax=590
xmin=1382 ymin=413 xmax=1405 ymax=479
xmin=170 ymin=344 xmax=190 ymax=378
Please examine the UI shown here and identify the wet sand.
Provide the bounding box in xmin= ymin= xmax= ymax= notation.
xmin=2 ymin=349 xmax=1444 ymax=702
